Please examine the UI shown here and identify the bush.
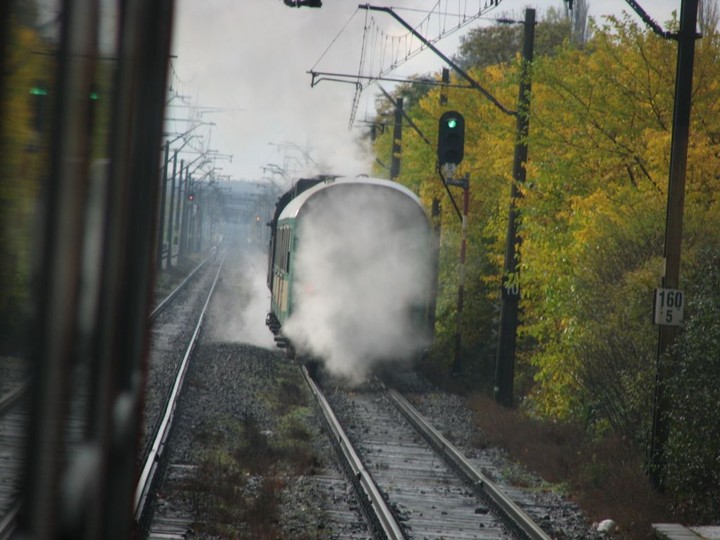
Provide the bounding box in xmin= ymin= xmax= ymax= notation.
xmin=665 ymin=247 xmax=720 ymax=521
xmin=469 ymin=395 xmax=668 ymax=538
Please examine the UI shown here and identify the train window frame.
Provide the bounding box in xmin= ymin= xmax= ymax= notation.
xmin=285 ymin=227 xmax=292 ymax=275
xmin=278 ymin=226 xmax=289 ymax=275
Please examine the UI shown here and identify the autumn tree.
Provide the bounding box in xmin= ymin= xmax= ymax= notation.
xmin=373 ymin=11 xmax=720 ymax=506
xmin=0 ymin=17 xmax=51 ymax=351
xmin=661 ymin=11 xmax=720 ymax=521
xmin=454 ymin=6 xmax=583 ymax=71
xmin=368 ymin=1 xmax=720 ymax=515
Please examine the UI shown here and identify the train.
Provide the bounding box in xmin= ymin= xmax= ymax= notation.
xmin=2 ymin=1 xmax=437 ymax=534
xmin=265 ymin=175 xmax=438 ymax=375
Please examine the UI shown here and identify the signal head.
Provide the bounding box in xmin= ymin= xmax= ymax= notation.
xmin=437 ymin=111 xmax=465 ymax=166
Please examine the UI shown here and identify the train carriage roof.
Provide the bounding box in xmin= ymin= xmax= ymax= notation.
xmin=277 ymin=176 xmax=425 ymax=222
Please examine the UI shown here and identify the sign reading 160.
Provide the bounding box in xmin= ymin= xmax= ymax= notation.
xmin=654 ymin=288 xmax=684 ymax=326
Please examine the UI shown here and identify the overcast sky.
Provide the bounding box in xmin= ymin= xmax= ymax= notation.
xmin=169 ymin=0 xmax=681 ymax=183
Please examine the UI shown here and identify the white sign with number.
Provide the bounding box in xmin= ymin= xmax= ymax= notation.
xmin=654 ymin=288 xmax=684 ymax=326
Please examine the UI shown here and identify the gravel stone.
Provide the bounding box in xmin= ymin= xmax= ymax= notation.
xmin=149 ymin=249 xmax=600 ymax=539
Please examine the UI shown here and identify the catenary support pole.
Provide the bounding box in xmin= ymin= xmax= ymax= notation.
xmin=390 ymin=97 xmax=403 ymax=180
xmin=166 ymin=151 xmax=178 ymax=269
xmin=649 ymin=0 xmax=699 ymax=491
xmin=494 ymin=8 xmax=535 ymax=407
xmin=179 ymin=167 xmax=189 ymax=258
xmin=451 ymin=175 xmax=470 ymax=373
xmin=157 ymin=140 xmax=170 ymax=270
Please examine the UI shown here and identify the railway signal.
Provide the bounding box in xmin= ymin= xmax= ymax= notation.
xmin=282 ymin=0 xmax=322 ymax=7
xmin=30 ymin=82 xmax=48 ymax=133
xmin=437 ymin=111 xmax=465 ymax=166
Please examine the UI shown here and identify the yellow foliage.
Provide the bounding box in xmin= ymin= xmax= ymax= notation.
xmin=373 ymin=15 xmax=720 ymax=428
xmin=0 ymin=21 xmax=52 ymax=323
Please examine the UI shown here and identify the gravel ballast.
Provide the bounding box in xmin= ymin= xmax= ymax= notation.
xmin=150 ymin=248 xmax=601 ymax=538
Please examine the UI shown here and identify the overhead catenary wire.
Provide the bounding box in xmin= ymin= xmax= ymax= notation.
xmin=309 ymin=1 xmax=506 ymax=128
xmin=310 ymin=7 xmax=361 ymax=71
xmin=354 ymin=1 xmax=505 ymax=126
xmin=348 ymin=8 xmax=372 ymax=128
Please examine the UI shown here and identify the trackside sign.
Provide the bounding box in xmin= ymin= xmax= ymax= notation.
xmin=654 ymin=288 xmax=684 ymax=326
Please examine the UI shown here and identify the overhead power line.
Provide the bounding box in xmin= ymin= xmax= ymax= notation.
xmin=310 ymin=1 xmax=506 ymax=128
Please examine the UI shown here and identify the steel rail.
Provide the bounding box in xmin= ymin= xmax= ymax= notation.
xmin=386 ymin=387 xmax=552 ymax=540
xmin=0 ymin=246 xmax=214 ymax=534
xmin=301 ymin=367 xmax=406 ymax=540
xmin=0 ymin=502 xmax=19 ymax=540
xmin=150 ymin=246 xmax=217 ymax=321
xmin=0 ymin=249 xmax=219 ymax=537
xmin=0 ymin=380 xmax=30 ymax=417
xmin=134 ymin=251 xmax=226 ymax=524
xmin=0 ymin=382 xmax=30 ymax=539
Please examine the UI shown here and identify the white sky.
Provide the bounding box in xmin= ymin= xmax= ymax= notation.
xmin=169 ymin=0 xmax=681 ymax=182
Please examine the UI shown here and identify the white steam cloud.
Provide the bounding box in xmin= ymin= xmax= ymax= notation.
xmin=208 ymin=247 xmax=275 ymax=349
xmin=282 ymin=186 xmax=434 ymax=382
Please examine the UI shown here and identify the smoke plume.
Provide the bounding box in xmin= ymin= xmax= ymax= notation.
xmin=282 ymin=184 xmax=434 ymax=382
xmin=207 ymin=246 xmax=275 ymax=349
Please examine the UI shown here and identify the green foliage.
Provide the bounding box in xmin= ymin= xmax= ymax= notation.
xmin=191 ymin=417 xmax=284 ymax=538
xmin=1 ymin=14 xmax=114 ymax=353
xmin=455 ymin=24 xmax=523 ymax=69
xmin=372 ymin=12 xmax=720 ymax=510
xmin=454 ymin=8 xmax=572 ymax=70
xmin=0 ymin=21 xmax=51 ymax=351
xmin=519 ymin=14 xmax=720 ymax=433
xmin=665 ymin=243 xmax=720 ymax=522
xmin=523 ymin=188 xmax=663 ymax=438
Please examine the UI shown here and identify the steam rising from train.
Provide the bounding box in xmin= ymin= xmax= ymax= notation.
xmin=268 ymin=177 xmax=436 ymax=382
xmin=208 ymin=249 xmax=275 ymax=349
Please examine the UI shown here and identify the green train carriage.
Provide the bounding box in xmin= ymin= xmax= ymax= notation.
xmin=266 ymin=175 xmax=437 ymax=359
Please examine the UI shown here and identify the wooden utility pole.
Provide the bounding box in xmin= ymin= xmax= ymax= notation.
xmin=494 ymin=9 xmax=535 ymax=407
xmin=166 ymin=152 xmax=178 ymax=269
xmin=449 ymin=175 xmax=470 ymax=373
xmin=390 ymin=97 xmax=403 ymax=180
xmin=157 ymin=141 xmax=170 ymax=270
xmin=649 ymin=0 xmax=699 ymax=490
xmin=361 ymin=5 xmax=535 ymax=394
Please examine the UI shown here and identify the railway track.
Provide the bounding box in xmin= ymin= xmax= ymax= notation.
xmin=0 ymin=357 xmax=30 ymax=538
xmin=139 ymin=251 xmax=220 ymax=467
xmin=0 ymin=252 xmax=221 ymax=539
xmin=304 ymin=369 xmax=553 ymax=540
xmin=1 ymin=248 xmax=592 ymax=538
xmin=135 ymin=251 xmax=225 ymax=535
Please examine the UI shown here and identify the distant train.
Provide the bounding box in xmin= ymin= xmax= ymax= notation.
xmin=265 ymin=175 xmax=437 ymax=369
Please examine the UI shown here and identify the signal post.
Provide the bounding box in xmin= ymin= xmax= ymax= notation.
xmin=437 ymin=111 xmax=467 ymax=374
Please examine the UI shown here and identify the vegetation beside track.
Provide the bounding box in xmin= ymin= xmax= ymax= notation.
xmin=184 ymin=360 xmax=324 ymax=539
xmin=382 ymin=6 xmax=720 ymax=524
xmin=468 ymin=394 xmax=667 ymax=539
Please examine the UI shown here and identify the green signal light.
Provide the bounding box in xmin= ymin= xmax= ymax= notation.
xmin=438 ymin=110 xmax=465 ymax=165
xmin=30 ymin=87 xmax=48 ymax=96
xmin=89 ymin=91 xmax=99 ymax=100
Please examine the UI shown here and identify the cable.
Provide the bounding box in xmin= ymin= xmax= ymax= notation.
xmin=311 ymin=8 xmax=361 ymax=71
